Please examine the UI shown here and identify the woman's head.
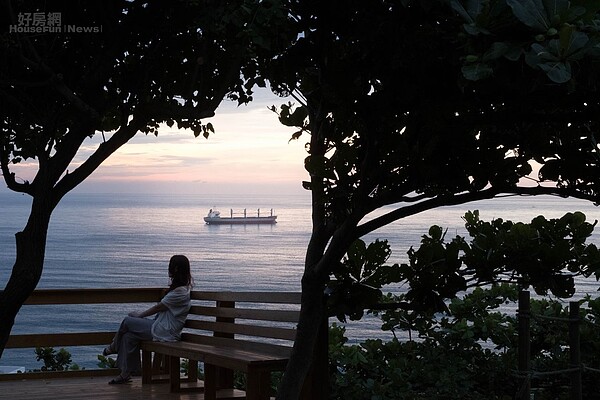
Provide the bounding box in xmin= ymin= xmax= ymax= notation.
xmin=168 ymin=254 xmax=193 ymax=291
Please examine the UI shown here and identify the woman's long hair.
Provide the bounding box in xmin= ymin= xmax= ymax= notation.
xmin=167 ymin=254 xmax=193 ymax=292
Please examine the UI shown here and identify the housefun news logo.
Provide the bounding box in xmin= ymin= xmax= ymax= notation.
xmin=8 ymin=12 xmax=102 ymax=33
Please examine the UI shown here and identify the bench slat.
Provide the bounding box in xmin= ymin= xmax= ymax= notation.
xmin=20 ymin=289 xmax=301 ymax=305
xmin=185 ymin=320 xmax=297 ymax=341
xmin=180 ymin=333 xmax=292 ymax=358
xmin=190 ymin=305 xmax=300 ymax=322
xmin=6 ymin=332 xmax=114 ymax=348
xmin=23 ymin=288 xmax=163 ymax=305
xmin=192 ymin=291 xmax=301 ymax=304
xmin=141 ymin=341 xmax=289 ymax=372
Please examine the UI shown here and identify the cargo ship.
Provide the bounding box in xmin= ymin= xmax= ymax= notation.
xmin=203 ymin=208 xmax=277 ymax=225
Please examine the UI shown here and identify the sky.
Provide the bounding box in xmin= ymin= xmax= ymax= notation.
xmin=2 ymin=88 xmax=310 ymax=196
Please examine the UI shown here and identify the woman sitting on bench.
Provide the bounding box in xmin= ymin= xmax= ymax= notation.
xmin=103 ymin=254 xmax=193 ymax=384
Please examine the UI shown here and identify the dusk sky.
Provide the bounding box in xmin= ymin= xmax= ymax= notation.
xmin=1 ymin=87 xmax=309 ymax=196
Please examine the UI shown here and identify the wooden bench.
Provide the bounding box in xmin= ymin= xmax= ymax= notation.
xmin=140 ymin=290 xmax=327 ymax=400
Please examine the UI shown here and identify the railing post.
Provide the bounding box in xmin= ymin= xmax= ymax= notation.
xmin=518 ymin=290 xmax=530 ymax=400
xmin=569 ymin=301 xmax=582 ymax=400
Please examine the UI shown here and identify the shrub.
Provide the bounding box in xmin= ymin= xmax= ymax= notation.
xmin=34 ymin=347 xmax=80 ymax=371
xmin=329 ymin=285 xmax=600 ymax=399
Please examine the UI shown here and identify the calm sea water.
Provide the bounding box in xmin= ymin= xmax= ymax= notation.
xmin=1 ymin=191 xmax=599 ymax=369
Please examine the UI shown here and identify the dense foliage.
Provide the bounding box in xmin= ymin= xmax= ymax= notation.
xmin=328 ymin=211 xmax=600 ymax=319
xmin=1 ymin=0 xmax=291 ymax=197
xmin=326 ymin=210 xmax=600 ymax=399
xmin=330 ymin=286 xmax=600 ymax=400
xmin=270 ymin=1 xmax=600 ymax=396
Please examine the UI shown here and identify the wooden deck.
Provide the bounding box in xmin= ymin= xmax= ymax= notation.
xmin=0 ymin=288 xmax=311 ymax=400
xmin=0 ymin=375 xmax=248 ymax=400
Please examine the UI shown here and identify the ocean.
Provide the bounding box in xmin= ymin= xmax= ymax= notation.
xmin=1 ymin=191 xmax=599 ymax=370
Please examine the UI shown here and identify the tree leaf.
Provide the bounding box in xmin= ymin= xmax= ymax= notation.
xmin=304 ymin=155 xmax=337 ymax=180
xmin=538 ymin=159 xmax=561 ymax=181
xmin=450 ymin=0 xmax=483 ymax=23
xmin=557 ymin=26 xmax=589 ymax=59
xmin=463 ymin=23 xmax=491 ymax=35
xmin=529 ymin=42 xmax=560 ymax=62
xmin=483 ymin=42 xmax=510 ymax=61
xmin=570 ymin=0 xmax=600 ymax=21
xmin=461 ymin=63 xmax=494 ymax=80
xmin=542 ymin=0 xmax=570 ymax=19
xmin=538 ymin=60 xmax=572 ymax=83
xmin=504 ymin=44 xmax=524 ymax=61
xmin=347 ymin=239 xmax=367 ymax=281
xmin=507 ymin=0 xmax=550 ymax=32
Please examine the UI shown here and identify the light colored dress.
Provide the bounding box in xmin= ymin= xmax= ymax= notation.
xmin=111 ymin=285 xmax=191 ymax=374
xmin=151 ymin=286 xmax=191 ymax=341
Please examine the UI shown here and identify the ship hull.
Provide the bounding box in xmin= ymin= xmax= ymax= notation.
xmin=203 ymin=216 xmax=277 ymax=225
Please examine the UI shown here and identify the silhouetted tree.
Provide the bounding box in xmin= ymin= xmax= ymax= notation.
xmin=0 ymin=0 xmax=293 ymax=357
xmin=269 ymin=1 xmax=600 ymax=398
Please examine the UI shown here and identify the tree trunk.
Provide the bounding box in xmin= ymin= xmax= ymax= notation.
xmin=0 ymin=197 xmax=52 ymax=359
xmin=276 ymin=269 xmax=327 ymax=400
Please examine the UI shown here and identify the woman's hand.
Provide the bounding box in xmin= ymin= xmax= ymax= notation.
xmin=128 ymin=311 xmax=144 ymax=318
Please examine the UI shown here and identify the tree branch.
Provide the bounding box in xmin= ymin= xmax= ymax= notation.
xmin=355 ymin=185 xmax=599 ymax=239
xmin=141 ymin=103 xmax=216 ymax=122
xmin=0 ymin=143 xmax=31 ymax=194
xmin=52 ymin=119 xmax=145 ymax=201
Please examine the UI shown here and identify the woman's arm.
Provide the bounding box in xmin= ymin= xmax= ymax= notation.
xmin=128 ymin=302 xmax=168 ymax=318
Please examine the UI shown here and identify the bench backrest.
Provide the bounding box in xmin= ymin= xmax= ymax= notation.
xmin=183 ymin=291 xmax=301 ymax=357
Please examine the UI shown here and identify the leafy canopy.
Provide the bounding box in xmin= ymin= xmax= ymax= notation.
xmin=453 ymin=0 xmax=600 ymax=84
xmin=328 ymin=211 xmax=600 ymax=319
xmin=272 ymin=0 xmax=600 ymax=240
xmin=1 ymin=0 xmax=293 ymax=200
xmin=272 ymin=2 xmax=600 ymax=397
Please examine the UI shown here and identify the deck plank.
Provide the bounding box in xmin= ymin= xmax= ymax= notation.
xmin=0 ymin=376 xmax=248 ymax=400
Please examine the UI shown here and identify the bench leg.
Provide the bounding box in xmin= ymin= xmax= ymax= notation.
xmin=204 ymin=364 xmax=217 ymax=400
xmin=169 ymin=356 xmax=181 ymax=392
xmin=186 ymin=359 xmax=199 ymax=383
xmin=246 ymin=368 xmax=271 ymax=400
xmin=141 ymin=350 xmax=152 ymax=384
xmin=215 ymin=365 xmax=233 ymax=389
xmin=157 ymin=353 xmax=167 ymax=375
